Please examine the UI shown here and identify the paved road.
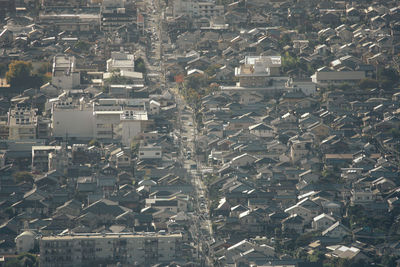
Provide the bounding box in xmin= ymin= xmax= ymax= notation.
xmin=142 ymin=0 xmax=214 ymax=264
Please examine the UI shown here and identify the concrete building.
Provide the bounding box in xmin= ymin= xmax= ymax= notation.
xmin=173 ymin=0 xmax=224 ymax=19
xmin=220 ymin=55 xmax=290 ymax=93
xmin=40 ymin=232 xmax=182 ymax=267
xmin=285 ymin=78 xmax=317 ymax=96
xmin=119 ymin=110 xmax=148 ymax=146
xmin=106 ymin=52 xmax=135 ymax=72
xmin=41 ymin=0 xmax=84 ymax=7
xmin=15 ymin=231 xmax=36 ymax=254
xmin=8 ymin=105 xmax=37 ymax=140
xmin=93 ymin=110 xmax=122 ymax=140
xmin=51 ymin=98 xmax=94 ymax=139
xmin=311 ymin=68 xmax=366 ymax=87
xmin=236 ymin=56 xmax=282 ymax=87
xmin=39 ymin=13 xmax=101 ymax=32
xmin=138 ymin=143 xmax=162 ymax=160
xmin=32 ymin=146 xmax=62 ymax=172
xmin=100 ymin=0 xmax=133 ymax=32
xmin=52 ymin=56 xmax=81 ymax=89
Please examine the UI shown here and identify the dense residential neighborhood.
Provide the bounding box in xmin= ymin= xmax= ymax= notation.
xmin=0 ymin=0 xmax=400 ymax=266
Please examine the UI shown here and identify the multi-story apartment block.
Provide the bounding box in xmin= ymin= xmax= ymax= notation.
xmin=32 ymin=145 xmax=62 ymax=172
xmin=101 ymin=0 xmax=134 ymax=32
xmin=173 ymin=0 xmax=224 ymax=19
xmin=8 ymin=105 xmax=37 ymax=140
xmin=39 ymin=13 xmax=101 ymax=33
xmin=40 ymin=232 xmax=183 ymax=267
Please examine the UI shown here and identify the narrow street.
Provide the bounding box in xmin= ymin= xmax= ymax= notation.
xmin=143 ymin=0 xmax=215 ymax=265
xmin=173 ymin=89 xmax=214 ymax=266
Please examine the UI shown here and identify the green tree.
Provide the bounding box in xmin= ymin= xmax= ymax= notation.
xmin=205 ymin=64 xmax=222 ymax=76
xmin=13 ymin=171 xmax=34 ymax=184
xmin=281 ymin=52 xmax=299 ymax=73
xmin=104 ymin=73 xmax=131 ymax=85
xmin=6 ymin=61 xmax=33 ymax=89
xmin=134 ymin=57 xmax=146 ymax=73
xmin=378 ymin=67 xmax=400 ymax=90
xmin=88 ymin=139 xmax=100 ymax=147
xmin=358 ymin=78 xmax=379 ymax=90
xmin=5 ymin=253 xmax=38 ymax=267
xmin=0 ymin=63 xmax=7 ymax=77
xmin=74 ymin=41 xmax=91 ymax=52
xmin=184 ymin=73 xmax=207 ymax=91
xmin=37 ymin=62 xmax=51 ymax=75
xmin=5 ymin=61 xmax=46 ymax=91
xmin=130 ymin=140 xmax=140 ymax=154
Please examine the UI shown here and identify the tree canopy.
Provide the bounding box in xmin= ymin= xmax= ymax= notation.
xmin=135 ymin=57 xmax=146 ymax=73
xmin=13 ymin=171 xmax=34 ymax=184
xmin=5 ymin=61 xmax=48 ymax=91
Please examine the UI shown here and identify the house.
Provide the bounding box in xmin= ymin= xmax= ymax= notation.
xmin=284 ymin=198 xmax=321 ymax=223
xmin=138 ymin=144 xmax=162 ymax=160
xmin=312 ymin=213 xmax=336 ymax=231
xmin=230 ymin=153 xmax=258 ymax=167
xmin=0 ymin=29 xmax=13 ymax=47
xmin=322 ymin=221 xmax=351 ymax=239
xmin=281 ymin=214 xmax=305 ymax=233
xmin=249 ymin=123 xmax=274 ymax=138
xmin=325 ymin=245 xmax=369 ymax=262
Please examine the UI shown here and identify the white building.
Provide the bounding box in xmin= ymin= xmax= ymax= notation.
xmin=149 ymin=100 xmax=160 ymax=115
xmin=311 ymin=67 xmax=365 ymax=87
xmin=312 ymin=213 xmax=336 ymax=231
xmin=138 ymin=143 xmax=162 ymax=160
xmin=220 ymin=55 xmax=289 ymax=93
xmin=15 ymin=231 xmax=36 ymax=254
xmin=40 ymin=232 xmax=182 ymax=267
xmin=106 ymin=52 xmax=135 ymax=72
xmin=173 ymin=0 xmax=224 ymax=19
xmin=8 ymin=105 xmax=37 ymax=140
xmin=285 ymin=78 xmax=317 ymax=96
xmin=52 ymin=55 xmax=80 ymax=89
xmin=93 ymin=110 xmax=123 ymax=140
xmin=120 ymin=110 xmax=148 ymax=146
xmin=51 ymin=98 xmax=94 ymax=139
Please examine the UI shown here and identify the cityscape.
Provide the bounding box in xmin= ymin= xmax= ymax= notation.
xmin=0 ymin=0 xmax=400 ymax=266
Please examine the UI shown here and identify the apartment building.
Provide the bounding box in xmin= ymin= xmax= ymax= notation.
xmin=39 ymin=13 xmax=101 ymax=33
xmin=32 ymin=146 xmax=62 ymax=172
xmin=8 ymin=105 xmax=37 ymax=140
xmin=173 ymin=0 xmax=224 ymax=19
xmin=40 ymin=232 xmax=183 ymax=267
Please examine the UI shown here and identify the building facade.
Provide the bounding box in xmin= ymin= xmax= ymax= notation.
xmin=40 ymin=232 xmax=182 ymax=267
xmin=8 ymin=105 xmax=37 ymax=140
